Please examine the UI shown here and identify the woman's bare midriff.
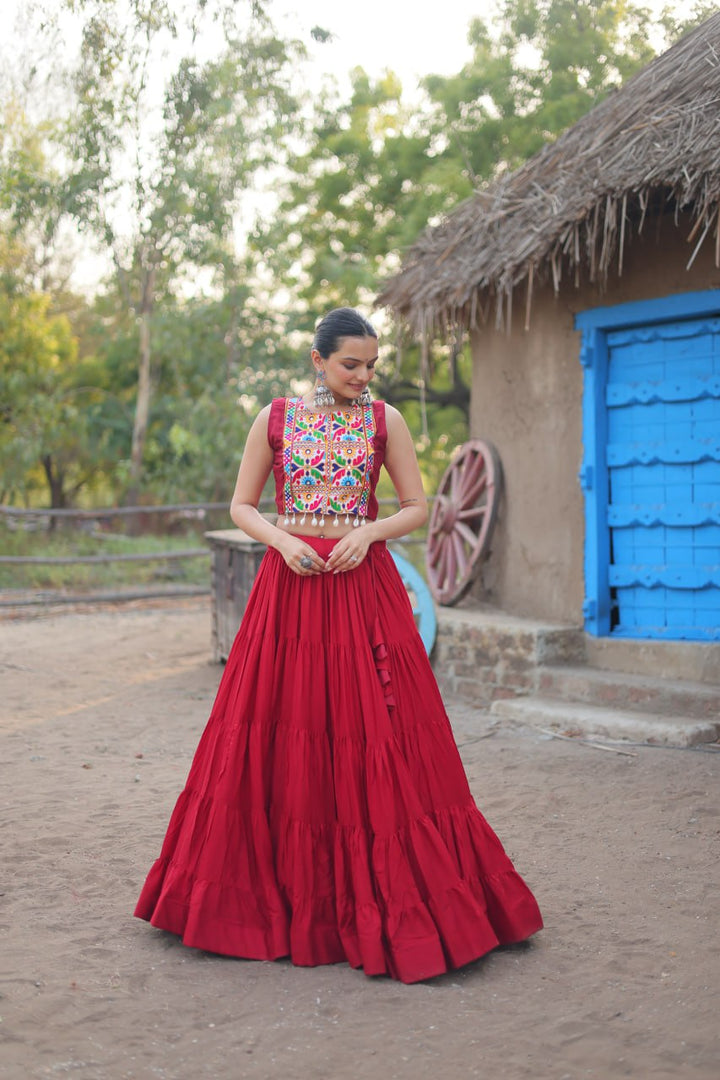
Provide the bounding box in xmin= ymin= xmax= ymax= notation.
xmin=275 ymin=517 xmax=371 ymax=540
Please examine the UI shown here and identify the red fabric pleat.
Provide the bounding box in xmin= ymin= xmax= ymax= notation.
xmin=134 ymin=539 xmax=543 ymax=982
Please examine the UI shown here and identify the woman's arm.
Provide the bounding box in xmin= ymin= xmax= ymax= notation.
xmin=229 ymin=406 xmax=326 ymax=572
xmin=368 ymin=403 xmax=429 ymax=538
xmin=325 ymin=404 xmax=428 ymax=571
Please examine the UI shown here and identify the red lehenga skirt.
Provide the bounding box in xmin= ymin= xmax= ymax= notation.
xmin=134 ymin=538 xmax=543 ymax=983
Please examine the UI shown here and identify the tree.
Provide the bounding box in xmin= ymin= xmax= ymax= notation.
xmin=250 ymin=66 xmax=473 ymax=478
xmin=251 ymin=0 xmax=666 ymax=487
xmin=0 ymin=99 xmax=72 ymax=294
xmin=0 ymin=85 xmax=311 ymax=509
xmin=0 ymin=104 xmax=123 ymax=510
xmin=1 ymin=282 xmax=79 ymax=508
xmin=52 ymin=0 xmax=303 ymax=502
xmin=422 ymin=0 xmax=657 ymax=181
xmin=267 ymin=1 xmax=662 ymax=314
xmin=253 ymin=70 xmax=448 ymax=311
xmin=133 ymin=282 xmax=310 ymax=502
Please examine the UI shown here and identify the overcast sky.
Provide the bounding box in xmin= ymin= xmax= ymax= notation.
xmin=270 ymin=0 xmax=687 ymax=96
xmin=272 ymin=0 xmax=491 ymax=94
xmin=4 ymin=1 xmax=694 ymax=103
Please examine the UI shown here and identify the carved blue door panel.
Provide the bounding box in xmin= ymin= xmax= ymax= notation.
xmin=606 ymin=318 xmax=720 ymax=638
xmin=577 ymin=292 xmax=720 ymax=640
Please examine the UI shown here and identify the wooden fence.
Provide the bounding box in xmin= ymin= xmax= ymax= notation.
xmin=0 ymin=500 xmax=425 ymax=609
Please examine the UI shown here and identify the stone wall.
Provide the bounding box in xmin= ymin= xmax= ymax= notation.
xmin=431 ymin=606 xmax=584 ymax=707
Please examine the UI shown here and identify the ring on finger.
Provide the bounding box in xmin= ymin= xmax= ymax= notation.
xmin=349 ymin=555 xmax=358 ymax=563
xmin=300 ymin=555 xmax=313 ymax=570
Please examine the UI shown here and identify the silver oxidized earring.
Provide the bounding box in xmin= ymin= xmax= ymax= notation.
xmin=312 ymin=368 xmax=336 ymax=408
xmin=355 ymin=386 xmax=372 ymax=406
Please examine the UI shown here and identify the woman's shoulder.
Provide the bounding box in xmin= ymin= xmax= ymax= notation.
xmin=378 ymin=401 xmax=407 ymax=429
xmin=252 ymin=401 xmax=275 ymax=425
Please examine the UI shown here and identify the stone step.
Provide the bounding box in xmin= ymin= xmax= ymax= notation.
xmin=490 ymin=695 xmax=720 ymax=748
xmin=584 ymin=634 xmax=720 ymax=686
xmin=433 ymin=607 xmax=584 ymax=707
xmin=537 ymin=663 xmax=720 ymax=721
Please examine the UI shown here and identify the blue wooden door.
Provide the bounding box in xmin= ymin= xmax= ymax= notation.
xmin=605 ymin=316 xmax=720 ymax=639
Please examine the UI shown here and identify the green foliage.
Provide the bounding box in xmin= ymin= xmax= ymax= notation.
xmin=256 ymin=0 xmax=661 ymax=316
xmin=248 ymin=0 xmax=666 ymax=492
xmin=62 ymin=5 xmax=300 ymax=268
xmin=0 ymin=102 xmax=69 ymax=293
xmin=0 ymin=281 xmax=130 ymax=507
xmin=1 ymin=288 xmax=72 ymax=496
xmin=0 ymin=103 xmax=121 ymax=508
xmin=254 ymin=69 xmax=448 ymax=313
xmin=47 ymin=0 xmax=306 ymax=497
xmin=0 ymin=523 xmax=211 ymax=590
xmin=99 ymin=287 xmax=310 ymax=503
xmin=423 ymin=0 xmax=657 ymax=175
xmin=2 ymin=0 xmax=695 ymax=514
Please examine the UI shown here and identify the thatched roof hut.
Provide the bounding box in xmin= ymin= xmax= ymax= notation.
xmin=378 ymin=14 xmax=720 ymax=336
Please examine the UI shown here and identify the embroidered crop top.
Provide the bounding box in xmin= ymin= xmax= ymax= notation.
xmin=267 ymin=397 xmax=387 ymax=526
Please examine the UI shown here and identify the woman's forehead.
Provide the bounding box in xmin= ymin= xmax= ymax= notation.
xmin=332 ymin=337 xmax=379 ymax=360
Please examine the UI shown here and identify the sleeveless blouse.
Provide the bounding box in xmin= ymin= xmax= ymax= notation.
xmin=267 ymin=397 xmax=387 ymax=525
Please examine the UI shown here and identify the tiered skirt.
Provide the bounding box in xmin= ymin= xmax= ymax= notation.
xmin=134 ymin=538 xmax=543 ymax=982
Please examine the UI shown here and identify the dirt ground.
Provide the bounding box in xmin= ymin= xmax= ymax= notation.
xmin=1 ymin=599 xmax=719 ymax=1080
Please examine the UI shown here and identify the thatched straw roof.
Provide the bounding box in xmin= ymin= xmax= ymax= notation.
xmin=377 ymin=14 xmax=720 ymax=336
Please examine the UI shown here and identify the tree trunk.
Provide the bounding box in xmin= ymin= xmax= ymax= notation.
xmin=125 ymin=267 xmax=156 ymax=517
xmin=381 ymin=378 xmax=470 ymax=417
xmin=225 ymin=287 xmax=241 ymax=383
xmin=42 ymin=454 xmax=66 ymax=532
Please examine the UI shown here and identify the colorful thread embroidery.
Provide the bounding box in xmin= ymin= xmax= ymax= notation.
xmin=282 ymin=398 xmax=375 ymax=525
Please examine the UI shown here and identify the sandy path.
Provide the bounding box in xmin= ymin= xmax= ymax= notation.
xmin=1 ymin=601 xmax=719 ymax=1080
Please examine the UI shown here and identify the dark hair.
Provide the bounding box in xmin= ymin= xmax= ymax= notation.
xmin=312 ymin=307 xmax=377 ymax=359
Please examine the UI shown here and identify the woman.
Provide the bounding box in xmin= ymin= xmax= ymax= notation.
xmin=135 ymin=307 xmax=543 ymax=983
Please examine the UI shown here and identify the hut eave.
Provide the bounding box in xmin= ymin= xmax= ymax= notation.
xmin=377 ymin=13 xmax=720 ymax=336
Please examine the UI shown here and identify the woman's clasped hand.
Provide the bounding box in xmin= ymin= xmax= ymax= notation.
xmin=277 ymin=533 xmax=371 ymax=576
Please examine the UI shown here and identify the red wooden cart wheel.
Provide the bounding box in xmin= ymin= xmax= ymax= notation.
xmin=425 ymin=439 xmax=502 ymax=606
